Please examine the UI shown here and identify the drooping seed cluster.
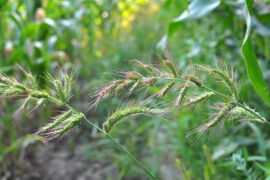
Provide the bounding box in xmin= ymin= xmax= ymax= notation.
xmin=176 ymin=82 xmax=190 ymax=108
xmin=188 ymin=102 xmax=236 ymax=139
xmin=37 ymin=110 xmax=85 ymax=138
xmin=210 ymin=68 xmax=238 ymax=101
xmin=0 ymin=71 xmax=49 ymax=110
xmin=93 ymin=60 xmax=267 ymax=137
xmin=0 ymin=66 xmax=79 ymax=140
xmin=92 ymin=61 xmax=162 ymax=107
xmin=92 ymin=60 xmax=181 ymax=107
xmin=0 ymin=60 xmax=266 ymax=142
xmin=230 ymin=105 xmax=266 ymax=123
xmin=163 ymin=60 xmax=178 ymax=78
xmin=184 ymin=92 xmax=215 ymax=106
xmin=158 ymin=80 xmax=175 ymax=97
xmin=103 ymin=107 xmax=164 ymax=133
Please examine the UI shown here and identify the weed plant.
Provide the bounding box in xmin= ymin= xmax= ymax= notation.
xmin=0 ymin=60 xmax=268 ymax=179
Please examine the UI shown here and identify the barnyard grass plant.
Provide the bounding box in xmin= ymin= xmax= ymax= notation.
xmin=0 ymin=60 xmax=268 ymax=180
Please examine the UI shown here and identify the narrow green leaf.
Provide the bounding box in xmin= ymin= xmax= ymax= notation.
xmin=241 ymin=0 xmax=270 ymax=107
xmin=169 ymin=0 xmax=220 ymax=36
xmin=158 ymin=0 xmax=221 ymax=48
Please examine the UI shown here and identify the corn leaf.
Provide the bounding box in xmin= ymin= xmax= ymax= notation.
xmin=241 ymin=0 xmax=270 ymax=107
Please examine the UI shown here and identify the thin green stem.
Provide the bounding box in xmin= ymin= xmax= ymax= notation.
xmin=47 ymin=96 xmax=156 ymax=180
xmin=84 ymin=118 xmax=157 ymax=180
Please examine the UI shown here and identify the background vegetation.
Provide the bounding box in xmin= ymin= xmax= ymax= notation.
xmin=1 ymin=0 xmax=270 ymax=179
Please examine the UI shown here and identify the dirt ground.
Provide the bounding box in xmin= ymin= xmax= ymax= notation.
xmin=3 ymin=136 xmax=118 ymax=180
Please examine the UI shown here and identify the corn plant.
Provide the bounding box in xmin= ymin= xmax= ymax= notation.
xmin=0 ymin=60 xmax=268 ymax=180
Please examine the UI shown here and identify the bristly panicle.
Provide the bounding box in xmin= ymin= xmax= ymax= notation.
xmin=188 ymin=75 xmax=202 ymax=87
xmin=230 ymin=105 xmax=266 ymax=123
xmin=157 ymin=81 xmax=175 ymax=97
xmin=133 ymin=60 xmax=158 ymax=77
xmin=184 ymin=92 xmax=215 ymax=106
xmin=0 ymin=70 xmax=50 ymax=111
xmin=90 ymin=59 xmax=268 ymax=142
xmin=92 ymin=80 xmax=128 ymax=107
xmin=199 ymin=64 xmax=239 ymax=101
xmin=103 ymin=107 xmax=164 ymax=133
xmin=47 ymin=71 xmax=73 ymax=103
xmin=187 ymin=102 xmax=236 ymax=140
xmin=17 ymin=65 xmax=38 ymax=90
xmin=176 ymin=81 xmax=190 ymax=108
xmin=163 ymin=60 xmax=178 ymax=78
xmin=37 ymin=110 xmax=85 ymax=140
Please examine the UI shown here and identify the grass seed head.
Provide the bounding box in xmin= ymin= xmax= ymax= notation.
xmin=128 ymin=81 xmax=141 ymax=95
xmin=188 ymin=102 xmax=235 ymax=140
xmin=176 ymin=81 xmax=190 ymax=107
xmin=211 ymin=69 xmax=238 ymax=101
xmin=184 ymin=92 xmax=215 ymax=106
xmin=158 ymin=80 xmax=175 ymax=97
xmin=230 ymin=106 xmax=266 ymax=123
xmin=103 ymin=107 xmax=164 ymax=133
xmin=163 ymin=60 xmax=178 ymax=78
xmin=133 ymin=60 xmax=158 ymax=77
xmin=54 ymin=113 xmax=85 ymax=135
xmin=42 ymin=110 xmax=73 ymax=131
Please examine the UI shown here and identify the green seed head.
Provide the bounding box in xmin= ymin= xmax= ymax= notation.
xmin=103 ymin=107 xmax=164 ymax=133
xmin=163 ymin=60 xmax=178 ymax=78
xmin=43 ymin=110 xmax=73 ymax=131
xmin=185 ymin=92 xmax=215 ymax=106
xmin=158 ymin=81 xmax=175 ymax=97
xmin=230 ymin=106 xmax=266 ymax=123
xmin=30 ymin=91 xmax=49 ymax=99
xmin=176 ymin=82 xmax=190 ymax=107
xmin=55 ymin=113 xmax=84 ymax=135
xmin=211 ymin=69 xmax=238 ymax=101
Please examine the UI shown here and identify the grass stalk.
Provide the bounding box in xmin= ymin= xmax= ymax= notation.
xmin=47 ymin=96 xmax=157 ymax=180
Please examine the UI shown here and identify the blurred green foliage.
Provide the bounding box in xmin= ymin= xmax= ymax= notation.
xmin=1 ymin=0 xmax=270 ymax=179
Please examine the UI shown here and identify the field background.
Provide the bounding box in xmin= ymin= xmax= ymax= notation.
xmin=1 ymin=0 xmax=270 ymax=179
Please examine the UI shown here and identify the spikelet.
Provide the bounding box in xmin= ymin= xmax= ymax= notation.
xmin=120 ymin=71 xmax=143 ymax=80
xmin=188 ymin=75 xmax=202 ymax=87
xmin=188 ymin=102 xmax=235 ymax=139
xmin=56 ymin=80 xmax=67 ymax=103
xmin=64 ymin=74 xmax=72 ymax=101
xmin=133 ymin=60 xmax=158 ymax=77
xmin=158 ymin=81 xmax=175 ymax=97
xmin=176 ymin=81 xmax=190 ymax=107
xmin=20 ymin=96 xmax=33 ymax=109
xmin=42 ymin=110 xmax=73 ymax=131
xmin=26 ymin=72 xmax=38 ymax=90
xmin=115 ymin=80 xmax=132 ymax=94
xmin=103 ymin=107 xmax=164 ymax=133
xmin=184 ymin=92 xmax=215 ymax=106
xmin=211 ymin=69 xmax=238 ymax=101
xmin=163 ymin=60 xmax=178 ymax=78
xmin=206 ymin=102 xmax=235 ymax=128
xmin=0 ymin=83 xmax=9 ymax=90
xmin=17 ymin=65 xmax=38 ymax=89
xmin=93 ymin=80 xmax=125 ymax=106
xmin=230 ymin=105 xmax=266 ymax=123
xmin=47 ymin=71 xmax=73 ymax=103
xmin=0 ymin=76 xmax=26 ymax=97
xmin=13 ymin=83 xmax=27 ymax=91
xmin=30 ymin=91 xmax=49 ymax=99
xmin=37 ymin=111 xmax=85 ymax=139
xmin=128 ymin=81 xmax=140 ymax=95
xmin=3 ymin=89 xmax=22 ymax=97
xmin=55 ymin=113 xmax=85 ymax=135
